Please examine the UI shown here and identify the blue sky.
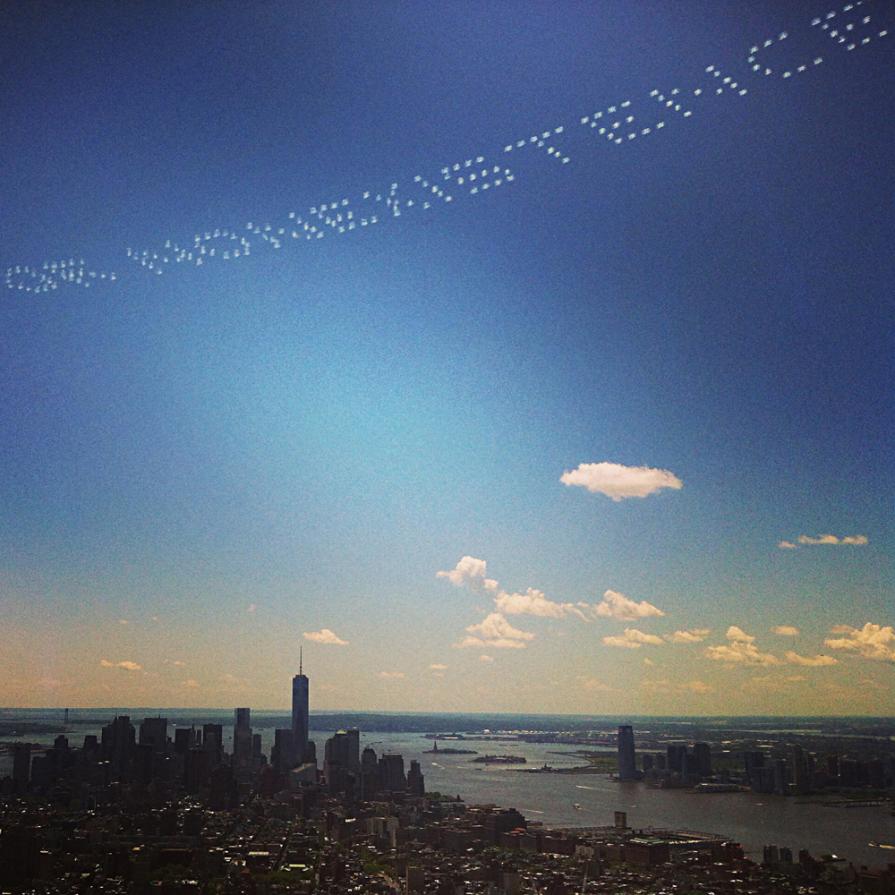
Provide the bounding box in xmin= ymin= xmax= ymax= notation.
xmin=1 ymin=0 xmax=893 ymax=712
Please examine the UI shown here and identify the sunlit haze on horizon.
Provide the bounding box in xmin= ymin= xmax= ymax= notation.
xmin=1 ymin=0 xmax=893 ymax=715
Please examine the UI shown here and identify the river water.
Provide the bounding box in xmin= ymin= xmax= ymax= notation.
xmin=2 ymin=713 xmax=892 ymax=868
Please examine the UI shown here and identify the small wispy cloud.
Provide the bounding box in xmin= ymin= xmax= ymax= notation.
xmin=602 ymin=628 xmax=664 ymax=649
xmin=100 ymin=659 xmax=142 ymax=671
xmin=824 ymin=623 xmax=895 ymax=662
xmin=560 ymin=461 xmax=683 ymax=501
xmin=642 ymin=678 xmax=713 ymax=695
xmin=247 ymin=603 xmax=258 ymax=614
xmin=303 ymin=628 xmax=349 ymax=646
xmin=772 ymin=625 xmax=800 ymax=637
xmin=479 ymin=655 xmax=495 ymax=664
xmin=182 ymin=678 xmax=200 ymax=688
xmin=429 ymin=663 xmax=448 ymax=671
xmin=664 ymin=628 xmax=711 ymax=644
xmin=594 ymin=589 xmax=665 ymax=621
xmin=785 ymin=651 xmax=838 ymax=667
xmin=378 ymin=671 xmax=405 ymax=680
xmin=579 ymin=676 xmax=613 ymax=692
xmin=779 ymin=534 xmax=868 ymax=550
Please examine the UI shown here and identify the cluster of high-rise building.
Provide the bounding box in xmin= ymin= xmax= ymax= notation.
xmin=2 ymin=653 xmax=422 ymax=809
xmin=617 ymin=725 xmax=895 ymax=796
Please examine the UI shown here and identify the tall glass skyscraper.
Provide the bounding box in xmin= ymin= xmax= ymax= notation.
xmin=292 ymin=650 xmax=309 ymax=765
xmin=617 ymin=724 xmax=638 ymax=781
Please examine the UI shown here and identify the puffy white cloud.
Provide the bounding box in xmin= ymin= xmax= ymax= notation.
xmin=725 ymin=625 xmax=755 ymax=643
xmin=378 ymin=671 xmax=405 ymax=680
xmin=457 ymin=612 xmax=535 ymax=650
xmin=602 ymin=628 xmax=664 ymax=649
xmin=772 ymin=625 xmax=800 ymax=637
xmin=824 ymin=623 xmax=895 ymax=662
xmin=495 ymin=587 xmax=587 ymax=620
xmin=594 ymin=589 xmax=665 ymax=621
xmin=705 ymin=637 xmax=780 ymax=666
xmin=100 ymin=659 xmax=142 ymax=671
xmin=303 ymin=628 xmax=349 ymax=646
xmin=560 ymin=461 xmax=683 ymax=501
xmin=439 ymin=557 xmax=579 ymax=620
xmin=781 ymin=534 xmax=869 ymax=549
xmin=785 ymin=651 xmax=838 ymax=667
xmin=436 ymin=556 xmax=499 ymax=591
xmin=664 ymin=628 xmax=711 ymax=644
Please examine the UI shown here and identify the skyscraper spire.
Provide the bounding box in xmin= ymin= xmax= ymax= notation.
xmin=293 ymin=650 xmax=310 ymax=766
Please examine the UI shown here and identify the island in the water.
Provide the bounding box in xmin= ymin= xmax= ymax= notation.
xmin=471 ymin=754 xmax=527 ymax=764
xmin=424 ymin=747 xmax=478 ymax=755
xmin=424 ymin=740 xmax=478 ymax=755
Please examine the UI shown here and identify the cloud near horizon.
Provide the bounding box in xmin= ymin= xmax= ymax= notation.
xmin=594 ymin=589 xmax=665 ymax=621
xmin=772 ymin=625 xmax=800 ymax=636
xmin=785 ymin=651 xmax=838 ymax=667
xmin=602 ymin=628 xmax=664 ymax=649
xmin=642 ymin=678 xmax=713 ymax=696
xmin=303 ymin=628 xmax=349 ymax=646
xmin=579 ymin=676 xmax=613 ymax=692
xmin=560 ymin=461 xmax=683 ymax=501
xmin=824 ymin=623 xmax=895 ymax=662
xmin=99 ymin=659 xmax=142 ymax=671
xmin=664 ymin=628 xmax=711 ymax=644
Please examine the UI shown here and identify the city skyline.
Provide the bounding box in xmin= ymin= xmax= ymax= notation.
xmin=1 ymin=1 xmax=893 ymax=715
